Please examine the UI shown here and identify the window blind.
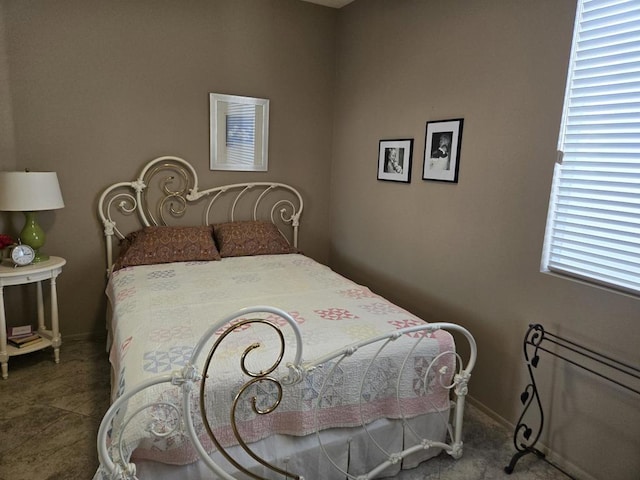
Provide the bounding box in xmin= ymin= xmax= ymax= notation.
xmin=225 ymin=103 xmax=256 ymax=167
xmin=542 ymin=0 xmax=640 ymax=295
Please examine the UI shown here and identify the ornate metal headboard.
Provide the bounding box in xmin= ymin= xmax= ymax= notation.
xmin=97 ymin=156 xmax=304 ymax=275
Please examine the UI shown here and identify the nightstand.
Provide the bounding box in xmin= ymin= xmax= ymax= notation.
xmin=0 ymin=256 xmax=66 ymax=379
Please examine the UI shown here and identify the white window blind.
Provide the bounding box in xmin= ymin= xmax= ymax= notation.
xmin=542 ymin=0 xmax=640 ymax=296
xmin=225 ymin=103 xmax=256 ymax=167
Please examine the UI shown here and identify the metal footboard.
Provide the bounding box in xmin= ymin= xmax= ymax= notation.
xmin=96 ymin=306 xmax=476 ymax=480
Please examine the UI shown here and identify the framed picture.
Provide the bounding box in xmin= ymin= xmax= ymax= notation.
xmin=210 ymin=93 xmax=269 ymax=171
xmin=377 ymin=139 xmax=413 ymax=183
xmin=423 ymin=118 xmax=464 ymax=183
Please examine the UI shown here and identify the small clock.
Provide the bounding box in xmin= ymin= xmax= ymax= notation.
xmin=9 ymin=243 xmax=36 ymax=267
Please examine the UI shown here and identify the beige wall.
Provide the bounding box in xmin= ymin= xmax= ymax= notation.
xmin=1 ymin=0 xmax=335 ymax=335
xmin=2 ymin=0 xmax=639 ymax=478
xmin=331 ymin=1 xmax=639 ymax=479
xmin=0 ymin=1 xmax=25 ymax=317
xmin=0 ymin=2 xmax=15 ymax=171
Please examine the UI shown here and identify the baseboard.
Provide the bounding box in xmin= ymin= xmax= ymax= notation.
xmin=466 ymin=395 xmax=598 ymax=480
xmin=466 ymin=395 xmax=513 ymax=429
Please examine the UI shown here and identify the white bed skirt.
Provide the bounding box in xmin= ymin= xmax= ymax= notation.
xmin=131 ymin=412 xmax=447 ymax=479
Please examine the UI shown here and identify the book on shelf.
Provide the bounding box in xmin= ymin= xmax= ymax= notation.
xmin=8 ymin=333 xmax=43 ymax=348
xmin=8 ymin=325 xmax=33 ymax=338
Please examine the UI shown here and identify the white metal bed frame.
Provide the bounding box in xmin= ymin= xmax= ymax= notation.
xmin=95 ymin=156 xmax=478 ymax=479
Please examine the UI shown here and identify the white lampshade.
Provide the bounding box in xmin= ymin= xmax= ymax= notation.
xmin=0 ymin=171 xmax=65 ymax=211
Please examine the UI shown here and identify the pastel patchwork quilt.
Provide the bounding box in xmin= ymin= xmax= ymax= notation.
xmin=106 ymin=254 xmax=455 ymax=465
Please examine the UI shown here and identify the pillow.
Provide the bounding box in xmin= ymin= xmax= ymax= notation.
xmin=213 ymin=221 xmax=297 ymax=258
xmin=113 ymin=225 xmax=221 ymax=271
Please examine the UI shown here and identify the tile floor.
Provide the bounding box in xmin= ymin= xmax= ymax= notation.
xmin=0 ymin=337 xmax=572 ymax=480
xmin=0 ymin=337 xmax=110 ymax=480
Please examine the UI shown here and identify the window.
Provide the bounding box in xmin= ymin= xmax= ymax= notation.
xmin=541 ymin=0 xmax=640 ymax=296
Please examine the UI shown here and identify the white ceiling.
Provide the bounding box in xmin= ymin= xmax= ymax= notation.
xmin=300 ymin=0 xmax=354 ymax=8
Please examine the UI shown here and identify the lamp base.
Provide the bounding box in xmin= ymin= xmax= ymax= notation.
xmin=20 ymin=211 xmax=48 ymax=263
xmin=33 ymin=252 xmax=50 ymax=263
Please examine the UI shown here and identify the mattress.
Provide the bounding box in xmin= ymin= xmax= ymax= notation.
xmin=103 ymin=254 xmax=456 ymax=472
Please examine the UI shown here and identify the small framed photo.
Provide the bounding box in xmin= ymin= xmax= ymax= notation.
xmin=377 ymin=139 xmax=413 ymax=183
xmin=423 ymin=118 xmax=464 ymax=183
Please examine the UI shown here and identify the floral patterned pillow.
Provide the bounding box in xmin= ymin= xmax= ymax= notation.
xmin=213 ymin=221 xmax=297 ymax=258
xmin=113 ymin=225 xmax=221 ymax=271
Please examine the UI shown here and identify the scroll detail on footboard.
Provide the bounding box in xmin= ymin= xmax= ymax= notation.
xmin=97 ymin=156 xmax=303 ymax=276
xmin=96 ymin=306 xmax=477 ymax=480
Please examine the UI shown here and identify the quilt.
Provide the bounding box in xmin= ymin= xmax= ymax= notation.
xmin=106 ymin=254 xmax=455 ymax=465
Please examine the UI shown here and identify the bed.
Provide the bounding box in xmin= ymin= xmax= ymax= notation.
xmin=94 ymin=156 xmax=477 ymax=480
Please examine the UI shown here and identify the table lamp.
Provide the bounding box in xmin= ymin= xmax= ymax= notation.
xmin=0 ymin=170 xmax=65 ymax=262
